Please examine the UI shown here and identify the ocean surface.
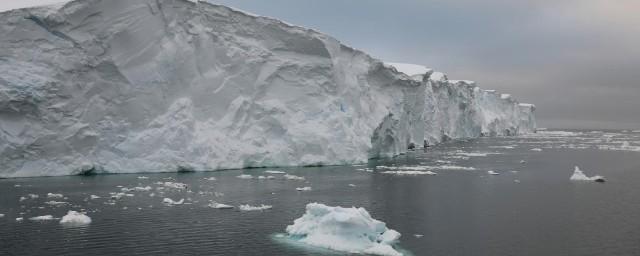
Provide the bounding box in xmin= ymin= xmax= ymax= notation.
xmin=2 ymin=130 xmax=640 ymax=256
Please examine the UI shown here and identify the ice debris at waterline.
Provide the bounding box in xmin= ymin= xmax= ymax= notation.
xmin=239 ymin=204 xmax=273 ymax=211
xmin=0 ymin=0 xmax=535 ymax=178
xmin=60 ymin=211 xmax=92 ymax=226
xmin=570 ymin=166 xmax=605 ymax=182
xmin=285 ymin=203 xmax=403 ymax=256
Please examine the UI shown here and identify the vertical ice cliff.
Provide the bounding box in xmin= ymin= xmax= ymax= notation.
xmin=0 ymin=0 xmax=535 ymax=178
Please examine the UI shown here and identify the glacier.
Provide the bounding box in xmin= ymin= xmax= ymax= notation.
xmin=0 ymin=0 xmax=535 ymax=178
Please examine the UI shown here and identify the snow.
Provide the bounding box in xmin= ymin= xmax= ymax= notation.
xmin=163 ymin=198 xmax=185 ymax=205
xmin=296 ymin=187 xmax=312 ymax=191
xmin=29 ymin=215 xmax=55 ymax=221
xmin=570 ymin=166 xmax=604 ymax=181
xmin=385 ymin=62 xmax=432 ymax=77
xmin=239 ymin=204 xmax=273 ymax=211
xmin=59 ymin=211 xmax=92 ymax=226
xmin=286 ymin=203 xmax=402 ymax=256
xmin=208 ymin=202 xmax=234 ymax=209
xmin=0 ymin=0 xmax=536 ymax=178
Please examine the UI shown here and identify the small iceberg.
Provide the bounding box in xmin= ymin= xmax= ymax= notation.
xmin=296 ymin=187 xmax=312 ymax=191
xmin=236 ymin=174 xmax=253 ymax=179
xmin=60 ymin=211 xmax=92 ymax=226
xmin=47 ymin=193 xmax=64 ymax=198
xmin=163 ymin=198 xmax=185 ymax=205
xmin=265 ymin=170 xmax=286 ymax=174
xmin=29 ymin=215 xmax=56 ymax=221
xmin=487 ymin=170 xmax=500 ymax=175
xmin=284 ymin=174 xmax=305 ymax=180
xmin=570 ymin=166 xmax=605 ymax=182
xmin=239 ymin=204 xmax=273 ymax=211
xmin=208 ymin=202 xmax=234 ymax=209
xmin=285 ymin=203 xmax=403 ymax=256
xmin=530 ymin=148 xmax=543 ymax=152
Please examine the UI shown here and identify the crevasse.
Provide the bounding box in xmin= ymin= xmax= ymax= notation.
xmin=0 ymin=0 xmax=535 ymax=178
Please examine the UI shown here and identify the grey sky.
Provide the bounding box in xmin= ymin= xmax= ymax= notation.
xmin=2 ymin=1 xmax=639 ymax=129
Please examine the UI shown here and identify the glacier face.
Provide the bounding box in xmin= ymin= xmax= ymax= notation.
xmin=0 ymin=0 xmax=535 ymax=178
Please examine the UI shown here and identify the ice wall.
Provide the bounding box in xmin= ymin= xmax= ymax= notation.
xmin=0 ymin=0 xmax=535 ymax=177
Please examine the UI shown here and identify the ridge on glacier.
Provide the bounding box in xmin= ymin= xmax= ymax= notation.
xmin=0 ymin=0 xmax=535 ymax=178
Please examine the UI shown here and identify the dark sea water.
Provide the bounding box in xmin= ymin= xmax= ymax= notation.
xmin=2 ymin=130 xmax=640 ymax=256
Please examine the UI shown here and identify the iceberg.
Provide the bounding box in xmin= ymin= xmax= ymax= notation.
xmin=59 ymin=211 xmax=92 ymax=226
xmin=570 ymin=166 xmax=604 ymax=182
xmin=0 ymin=0 xmax=536 ymax=177
xmin=286 ymin=203 xmax=403 ymax=256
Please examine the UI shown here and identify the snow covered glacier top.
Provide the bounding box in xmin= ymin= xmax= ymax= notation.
xmin=0 ymin=0 xmax=535 ymax=178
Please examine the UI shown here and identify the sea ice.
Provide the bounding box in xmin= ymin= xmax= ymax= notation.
xmin=29 ymin=215 xmax=55 ymax=221
xmin=47 ymin=193 xmax=63 ymax=198
xmin=208 ymin=202 xmax=234 ymax=209
xmin=570 ymin=166 xmax=604 ymax=182
xmin=381 ymin=171 xmax=437 ymax=176
xmin=59 ymin=211 xmax=92 ymax=226
xmin=239 ymin=204 xmax=273 ymax=211
xmin=160 ymin=182 xmax=188 ymax=190
xmin=284 ymin=174 xmax=305 ymax=180
xmin=286 ymin=203 xmax=402 ymax=256
xmin=163 ymin=198 xmax=185 ymax=205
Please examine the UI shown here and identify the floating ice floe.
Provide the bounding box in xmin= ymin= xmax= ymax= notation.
xmin=163 ymin=198 xmax=184 ymax=205
xmin=110 ymin=192 xmax=134 ymax=200
xmin=59 ymin=211 xmax=92 ymax=226
xmin=413 ymin=234 xmax=424 ymax=238
xmin=455 ymin=152 xmax=499 ymax=157
xmin=239 ymin=204 xmax=273 ymax=211
xmin=265 ymin=170 xmax=286 ymax=174
xmin=16 ymin=217 xmax=23 ymax=222
xmin=357 ymin=168 xmax=374 ymax=173
xmin=487 ymin=171 xmax=500 ymax=175
xmin=236 ymin=174 xmax=253 ymax=179
xmin=520 ymin=160 xmax=527 ymax=164
xmin=530 ymin=148 xmax=543 ymax=152
xmin=377 ymin=165 xmax=475 ymax=171
xmin=284 ymin=174 xmax=305 ymax=180
xmin=296 ymin=187 xmax=312 ymax=191
xmin=29 ymin=215 xmax=56 ymax=221
xmin=47 ymin=193 xmax=64 ymax=199
xmin=381 ymin=171 xmax=437 ymax=176
xmin=137 ymin=176 xmax=149 ymax=179
xmin=208 ymin=202 xmax=234 ymax=209
xmin=90 ymin=195 xmax=101 ymax=200
xmin=258 ymin=175 xmax=276 ymax=180
xmin=0 ymin=214 xmax=4 ymax=218
xmin=570 ymin=166 xmax=605 ymax=182
xmin=21 ymin=194 xmax=39 ymax=201
xmin=286 ymin=203 xmax=403 ymax=256
xmin=348 ymin=184 xmax=357 ymax=187
xmin=44 ymin=201 xmax=68 ymax=206
xmin=204 ymin=177 xmax=217 ymax=181
xmin=159 ymin=182 xmax=188 ymax=190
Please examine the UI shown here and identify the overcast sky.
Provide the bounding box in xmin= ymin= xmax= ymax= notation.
xmin=2 ymin=1 xmax=639 ymax=129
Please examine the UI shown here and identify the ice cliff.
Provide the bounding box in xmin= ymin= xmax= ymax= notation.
xmin=0 ymin=0 xmax=535 ymax=178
